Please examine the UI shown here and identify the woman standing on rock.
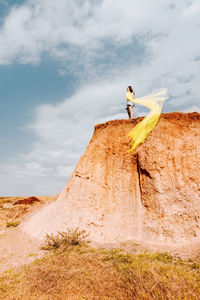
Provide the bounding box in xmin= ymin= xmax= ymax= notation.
xmin=126 ymin=86 xmax=135 ymax=119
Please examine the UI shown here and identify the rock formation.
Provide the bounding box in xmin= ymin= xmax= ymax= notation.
xmin=13 ymin=196 xmax=40 ymax=205
xmin=22 ymin=113 xmax=200 ymax=248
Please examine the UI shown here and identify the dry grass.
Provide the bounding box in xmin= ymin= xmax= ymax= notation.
xmin=0 ymin=246 xmax=128 ymax=300
xmin=6 ymin=220 xmax=20 ymax=228
xmin=0 ymin=245 xmax=200 ymax=300
xmin=101 ymin=249 xmax=200 ymax=299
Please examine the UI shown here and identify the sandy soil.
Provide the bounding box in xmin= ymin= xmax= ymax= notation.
xmin=0 ymin=227 xmax=44 ymax=273
xmin=0 ymin=196 xmax=57 ymax=273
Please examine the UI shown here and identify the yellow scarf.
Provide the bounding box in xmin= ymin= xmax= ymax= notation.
xmin=128 ymin=89 xmax=168 ymax=153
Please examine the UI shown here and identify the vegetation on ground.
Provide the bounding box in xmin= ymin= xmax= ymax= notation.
xmin=6 ymin=220 xmax=20 ymax=228
xmin=42 ymin=227 xmax=89 ymax=250
xmin=0 ymin=230 xmax=200 ymax=299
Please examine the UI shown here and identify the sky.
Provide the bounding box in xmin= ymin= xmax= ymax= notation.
xmin=0 ymin=0 xmax=199 ymax=196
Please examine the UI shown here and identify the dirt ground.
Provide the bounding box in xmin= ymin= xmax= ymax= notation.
xmin=0 ymin=196 xmax=57 ymax=273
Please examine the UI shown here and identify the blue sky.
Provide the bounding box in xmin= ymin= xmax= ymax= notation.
xmin=0 ymin=0 xmax=199 ymax=196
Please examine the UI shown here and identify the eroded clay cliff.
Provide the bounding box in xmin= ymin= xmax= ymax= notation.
xmin=22 ymin=113 xmax=200 ymax=248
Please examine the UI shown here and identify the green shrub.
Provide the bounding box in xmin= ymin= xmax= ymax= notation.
xmin=42 ymin=227 xmax=89 ymax=250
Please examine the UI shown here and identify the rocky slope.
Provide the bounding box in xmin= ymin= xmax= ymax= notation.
xmin=22 ymin=113 xmax=200 ymax=249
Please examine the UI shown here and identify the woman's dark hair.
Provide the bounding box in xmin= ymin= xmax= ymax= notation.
xmin=128 ymin=86 xmax=133 ymax=93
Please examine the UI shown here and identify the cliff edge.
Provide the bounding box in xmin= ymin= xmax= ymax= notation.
xmin=22 ymin=112 xmax=200 ymax=249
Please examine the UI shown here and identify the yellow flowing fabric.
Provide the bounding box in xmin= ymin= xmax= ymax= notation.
xmin=128 ymin=89 xmax=168 ymax=153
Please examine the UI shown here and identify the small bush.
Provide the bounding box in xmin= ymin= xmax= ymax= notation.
xmin=6 ymin=220 xmax=20 ymax=227
xmin=42 ymin=227 xmax=89 ymax=250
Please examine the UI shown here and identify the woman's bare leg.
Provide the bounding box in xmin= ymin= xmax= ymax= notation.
xmin=128 ymin=106 xmax=133 ymax=119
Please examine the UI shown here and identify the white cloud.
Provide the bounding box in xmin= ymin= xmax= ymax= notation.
xmin=0 ymin=0 xmax=200 ymax=195
xmin=57 ymin=68 xmax=67 ymax=76
xmin=0 ymin=78 xmax=138 ymax=195
xmin=0 ymin=0 xmax=196 ymax=65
